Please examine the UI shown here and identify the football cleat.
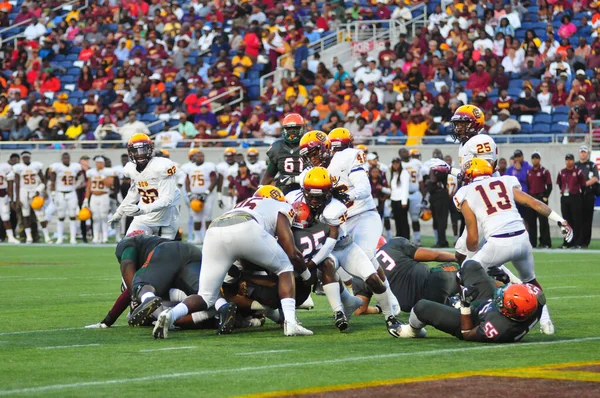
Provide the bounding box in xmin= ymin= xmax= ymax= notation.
xmin=7 ymin=237 xmax=20 ymax=244
xmin=129 ymin=296 xmax=163 ymax=327
xmin=153 ymin=309 xmax=175 ymax=339
xmin=56 ymin=237 xmax=63 ymax=245
xmin=25 ymin=238 xmax=33 ymax=244
xmin=396 ymin=324 xmax=427 ymax=338
xmin=298 ymin=296 xmax=314 ymax=310
xmin=386 ymin=316 xmax=403 ymax=338
xmin=540 ymin=319 xmax=555 ymax=335
xmin=334 ymin=311 xmax=349 ymax=332
xmin=217 ymin=302 xmax=237 ymax=335
xmin=343 ymin=295 xmax=363 ymax=321
xmin=70 ymin=238 xmax=77 ymax=245
xmin=283 ymin=320 xmax=313 ymax=336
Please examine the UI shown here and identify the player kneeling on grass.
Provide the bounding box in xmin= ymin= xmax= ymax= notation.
xmin=152 ymin=185 xmax=314 ymax=339
xmin=397 ymin=260 xmax=546 ymax=343
xmin=353 ymin=237 xmax=459 ymax=317
xmin=454 ymin=158 xmax=573 ymax=335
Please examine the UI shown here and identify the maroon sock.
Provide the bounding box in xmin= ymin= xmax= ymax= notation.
xmin=102 ymin=290 xmax=132 ymax=326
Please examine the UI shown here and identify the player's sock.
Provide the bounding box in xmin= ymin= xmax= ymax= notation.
xmin=250 ymin=301 xmax=266 ymax=311
xmin=339 ymin=286 xmax=353 ymax=304
xmin=187 ymin=216 xmax=194 ymax=241
xmin=141 ymin=292 xmax=156 ymax=303
xmin=373 ymin=291 xmax=393 ymax=317
xmin=92 ymin=221 xmax=101 ymax=242
xmin=280 ymin=298 xmax=296 ymax=322
xmin=25 ymin=228 xmax=32 ymax=241
xmin=169 ymin=288 xmax=188 ymax=302
xmin=101 ymin=221 xmax=109 ymax=242
xmin=102 ymin=290 xmax=132 ymax=327
xmin=57 ymin=221 xmax=64 ymax=240
xmin=409 ymin=308 xmax=426 ymax=329
xmin=192 ymin=310 xmax=216 ymax=324
xmin=323 ymin=282 xmax=344 ymax=313
xmin=433 ymin=230 xmax=438 ymax=244
xmin=69 ymin=220 xmax=77 ymax=241
xmin=42 ymin=228 xmax=51 ymax=242
xmin=500 ymin=265 xmax=522 ymax=284
xmin=6 ymin=229 xmax=16 ymax=240
xmin=194 ymin=230 xmax=202 ymax=243
xmin=171 ymin=302 xmax=189 ymax=321
xmin=414 ymin=231 xmax=421 ymax=243
xmin=541 ymin=304 xmax=551 ymax=323
xmin=214 ymin=297 xmax=227 ymax=311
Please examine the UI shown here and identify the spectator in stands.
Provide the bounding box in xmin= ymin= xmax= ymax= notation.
xmin=558 ymin=15 xmax=577 ymax=39
xmin=489 ymin=109 xmax=521 ymax=134
xmin=552 ymin=81 xmax=569 ymax=106
xmin=14 ymin=5 xmax=34 ymax=25
xmin=154 ymin=92 xmax=173 ymax=116
xmin=563 ymin=118 xmax=586 ymax=143
xmin=119 ymin=110 xmax=150 ymax=143
xmin=8 ymin=92 xmax=27 ymax=116
xmin=495 ymin=17 xmax=514 ymax=37
xmin=430 ymin=94 xmax=451 ymax=122
xmin=195 ymin=103 xmax=217 ymax=129
xmin=568 ymin=95 xmax=590 ymax=124
xmin=512 ymin=84 xmax=541 ymax=115
xmin=9 ymin=115 xmax=30 ymax=141
xmin=537 ymin=82 xmax=552 ymax=109
xmin=24 ymin=17 xmax=47 ymax=41
xmin=177 ymin=113 xmax=197 ymax=138
xmin=355 ymin=59 xmax=382 ymax=85
xmin=466 ymin=60 xmax=491 ymax=95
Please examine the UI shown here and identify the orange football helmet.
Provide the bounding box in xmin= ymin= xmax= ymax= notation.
xmin=188 ymin=148 xmax=200 ymax=160
xmin=254 ymin=185 xmax=285 ymax=202
xmin=291 ymin=201 xmax=314 ymax=229
xmin=127 ymin=133 xmax=154 ymax=167
xmin=282 ymin=113 xmax=306 ymax=144
xmin=450 ymin=104 xmax=485 ymax=144
xmin=247 ymin=147 xmax=259 ymax=162
xmin=302 ymin=167 xmax=333 ymax=213
xmin=495 ymin=283 xmax=539 ymax=322
xmin=420 ymin=207 xmax=432 ymax=221
xmin=409 ymin=148 xmax=421 ymax=159
xmin=328 ymin=128 xmax=353 ymax=151
xmin=190 ymin=199 xmax=204 ymax=213
xmin=377 ymin=236 xmax=387 ymax=250
xmin=299 ymin=130 xmax=331 ymax=167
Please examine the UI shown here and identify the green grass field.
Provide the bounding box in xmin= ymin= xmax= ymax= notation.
xmin=0 ymin=245 xmax=599 ymax=397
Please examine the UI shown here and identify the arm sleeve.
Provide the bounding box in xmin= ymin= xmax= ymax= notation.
xmin=120 ymin=246 xmax=137 ymax=262
xmin=400 ymin=170 xmax=410 ymax=206
xmin=114 ymin=183 xmax=140 ymax=216
xmin=141 ymin=175 xmax=178 ymax=213
xmin=347 ymin=168 xmax=372 ymax=201
xmin=309 ymin=237 xmax=337 ymax=265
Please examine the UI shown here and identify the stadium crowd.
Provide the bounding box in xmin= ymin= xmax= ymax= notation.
xmin=0 ymin=0 xmax=597 ymax=147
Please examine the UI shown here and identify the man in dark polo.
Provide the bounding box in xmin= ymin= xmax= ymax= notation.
xmin=526 ymin=151 xmax=553 ymax=248
xmin=575 ymin=145 xmax=599 ymax=248
xmin=556 ymin=154 xmax=586 ymax=248
xmin=507 ymin=149 xmax=532 ymax=229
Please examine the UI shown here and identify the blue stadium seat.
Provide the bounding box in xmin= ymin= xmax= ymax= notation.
xmin=248 ymin=85 xmax=260 ymax=100
xmin=507 ymin=88 xmax=521 ymax=98
xmin=67 ymin=68 xmax=80 ymax=76
xmin=530 ymin=136 xmax=552 ymax=143
xmin=520 ymin=124 xmax=532 ymax=133
xmin=551 ymin=124 xmax=567 ymax=134
xmin=533 ymin=114 xmax=552 ymax=124
xmin=552 ymin=113 xmax=568 ymax=123
xmin=553 ymin=106 xmax=569 ymax=115
xmin=150 ymin=122 xmax=165 ymax=135
xmin=511 ymin=137 xmax=532 ymax=143
xmin=508 ymin=80 xmax=523 ymax=89
xmin=533 ymin=124 xmax=551 ymax=134
xmin=576 ymin=123 xmax=588 ymax=132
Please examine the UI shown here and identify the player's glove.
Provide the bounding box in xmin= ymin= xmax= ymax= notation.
xmin=85 ymin=322 xmax=109 ymax=329
xmin=278 ymin=175 xmax=296 ymax=186
xmin=123 ymin=204 xmax=146 ymax=217
xmin=487 ymin=266 xmax=510 ymax=285
xmin=331 ymin=186 xmax=351 ymax=205
xmin=82 ymin=198 xmax=89 ymax=209
xmin=198 ymin=193 xmax=207 ymax=202
xmin=459 ymin=285 xmax=479 ymax=308
xmin=558 ymin=221 xmax=573 ymax=243
xmin=108 ymin=213 xmax=121 ymax=228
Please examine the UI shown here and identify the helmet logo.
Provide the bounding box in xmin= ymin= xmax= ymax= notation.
xmin=472 ymin=107 xmax=482 ymax=119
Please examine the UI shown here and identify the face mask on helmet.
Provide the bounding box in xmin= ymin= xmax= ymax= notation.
xmin=450 ymin=120 xmax=474 ymax=144
xmin=283 ymin=125 xmax=305 ymax=144
xmin=302 ymin=146 xmax=325 ymax=168
xmin=303 ymin=189 xmax=330 ymax=213
xmin=129 ymin=144 xmax=153 ymax=166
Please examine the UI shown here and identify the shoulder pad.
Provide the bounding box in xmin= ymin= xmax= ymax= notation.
xmin=453 ymin=187 xmax=467 ymax=210
xmin=285 ymin=189 xmax=303 ymax=204
xmin=322 ymin=198 xmax=348 ymax=226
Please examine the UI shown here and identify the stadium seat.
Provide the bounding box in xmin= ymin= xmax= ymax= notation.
xmin=520 ymin=124 xmax=532 ymax=134
xmin=534 ymin=114 xmax=552 ymax=124
xmin=553 ymin=106 xmax=570 ymax=115
xmin=507 ymin=88 xmax=521 ymax=98
xmin=552 ymin=113 xmax=568 ymax=123
xmin=533 ymin=124 xmax=551 ymax=134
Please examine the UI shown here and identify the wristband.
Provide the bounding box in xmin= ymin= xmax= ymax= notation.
xmin=548 ymin=210 xmax=565 ymax=224
xmin=300 ymin=268 xmax=311 ymax=281
xmin=460 ymin=306 xmax=471 ymax=315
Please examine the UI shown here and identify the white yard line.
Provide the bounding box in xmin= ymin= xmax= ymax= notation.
xmin=0 ymin=325 xmax=125 ymax=336
xmin=236 ymin=349 xmax=294 ymax=356
xmin=0 ymin=336 xmax=598 ymax=396
xmin=547 ymin=295 xmax=600 ymax=300
xmin=40 ymin=344 xmax=101 ymax=350
xmin=140 ymin=346 xmax=197 ymax=353
xmin=544 ymin=286 xmax=577 ymax=290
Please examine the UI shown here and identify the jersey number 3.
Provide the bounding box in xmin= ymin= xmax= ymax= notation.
xmin=474 ymin=181 xmax=511 ymax=215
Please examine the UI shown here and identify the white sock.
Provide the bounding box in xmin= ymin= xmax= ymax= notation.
xmin=93 ymin=221 xmax=100 ymax=241
xmin=169 ymin=288 xmax=188 ymax=302
xmin=171 ymin=302 xmax=189 ymax=321
xmin=215 ymin=297 xmax=227 ymax=311
xmin=250 ymin=301 xmax=266 ymax=311
xmin=69 ymin=220 xmax=77 ymax=240
xmin=42 ymin=228 xmax=51 ymax=242
xmin=25 ymin=228 xmax=32 ymax=240
xmin=280 ymin=297 xmax=296 ymax=322
xmin=409 ymin=308 xmax=426 ymax=329
xmin=414 ymin=231 xmax=421 ymax=242
xmin=141 ymin=292 xmax=156 ymax=302
xmin=6 ymin=229 xmax=15 ymax=239
xmin=191 ymin=310 xmax=215 ymax=324
xmin=323 ymin=282 xmax=344 ymax=313
xmin=57 ymin=221 xmax=64 ymax=239
xmin=340 ymin=286 xmax=353 ymax=305
xmin=102 ymin=221 xmax=108 ymax=241
xmin=541 ymin=305 xmax=551 ymax=323
xmin=194 ymin=230 xmax=202 ymax=242
xmin=373 ymin=291 xmax=392 ymax=317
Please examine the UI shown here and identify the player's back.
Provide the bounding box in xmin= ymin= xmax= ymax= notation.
xmin=328 ymin=148 xmax=375 ymax=217
xmin=231 ymin=196 xmax=294 ymax=236
xmin=459 ymin=134 xmax=498 ymax=169
xmin=115 ymin=234 xmax=171 ymax=270
xmin=456 ymin=175 xmax=523 ymax=239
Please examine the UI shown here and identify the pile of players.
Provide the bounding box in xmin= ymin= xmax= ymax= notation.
xmin=88 ymin=105 xmax=573 ymax=343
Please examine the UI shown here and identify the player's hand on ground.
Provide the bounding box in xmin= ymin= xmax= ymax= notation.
xmin=85 ymin=322 xmax=109 ymax=329
xmin=558 ymin=221 xmax=573 ymax=243
xmin=459 ymin=286 xmax=478 ymax=307
xmin=487 ymin=266 xmax=510 ymax=285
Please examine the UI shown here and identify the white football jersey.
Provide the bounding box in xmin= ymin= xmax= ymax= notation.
xmin=453 ymin=175 xmax=523 ymax=239
xmin=216 ymin=161 xmax=239 ymax=196
xmin=112 ymin=165 xmax=126 ymax=180
xmin=402 ymin=158 xmax=422 ymax=194
xmin=184 ymin=162 xmax=217 ymax=195
xmin=0 ymin=163 xmax=14 ymax=190
xmin=13 ymin=161 xmax=44 ymax=191
xmin=328 ymin=148 xmax=375 ymax=218
xmin=420 ymin=158 xmax=449 ymax=179
xmin=447 ymin=173 xmax=458 ymax=196
xmin=123 ymin=157 xmax=181 ymax=225
xmin=247 ymin=160 xmax=267 ymax=176
xmin=232 ymin=196 xmax=294 ymax=236
xmin=87 ymin=167 xmax=116 ymax=194
xmin=458 ymin=134 xmax=498 ymax=169
xmin=51 ymin=162 xmax=82 ymax=192
xmin=286 ymin=188 xmax=349 ymax=240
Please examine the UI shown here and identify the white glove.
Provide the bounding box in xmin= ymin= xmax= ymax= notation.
xmin=108 ymin=213 xmax=122 ymax=228
xmin=122 ymin=204 xmax=146 ymax=217
xmin=82 ymin=198 xmax=89 ymax=209
xmin=85 ymin=322 xmax=109 ymax=329
xmin=558 ymin=221 xmax=573 ymax=243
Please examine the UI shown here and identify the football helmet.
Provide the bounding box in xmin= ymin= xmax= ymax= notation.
xmin=299 ymin=130 xmax=331 ymax=167
xmin=224 ymin=147 xmax=237 ymax=164
xmin=31 ymin=195 xmax=45 ymax=210
xmin=450 ymin=104 xmax=485 ymax=144
xmin=494 ymin=283 xmax=539 ymax=322
xmin=355 ymin=144 xmax=368 ymax=153
xmin=409 ymin=148 xmax=421 ymax=159
xmin=188 ymin=148 xmax=200 ymax=160
xmin=302 ymin=167 xmax=333 ymax=213
xmin=377 ymin=236 xmax=387 ymax=250
xmin=78 ymin=207 xmax=92 ymax=221
xmin=254 ymin=185 xmax=286 ymax=202
xmin=292 ymin=201 xmax=314 ymax=229
xmin=328 ymin=128 xmax=353 ymax=151
xmin=190 ymin=199 xmax=204 ymax=213
xmin=282 ymin=113 xmax=306 ymax=144
xmin=463 ymin=158 xmax=493 ymax=183
xmin=127 ymin=133 xmax=154 ymax=167
xmin=420 ymin=207 xmax=432 ymax=221
xmin=247 ymin=147 xmax=259 ymax=162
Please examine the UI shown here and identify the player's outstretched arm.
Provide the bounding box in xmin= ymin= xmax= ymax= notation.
xmin=306 ymin=226 xmax=339 ymax=269
xmin=461 ymin=201 xmax=479 ymax=253
xmin=110 ymin=183 xmax=140 ymax=222
xmin=414 ymin=247 xmax=456 ymax=263
xmin=347 ymin=168 xmax=373 ymax=201
xmin=513 ymin=188 xmax=573 ymax=242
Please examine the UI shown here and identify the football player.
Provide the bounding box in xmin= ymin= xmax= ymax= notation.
xmin=246 ymin=147 xmax=267 ymax=177
xmin=353 ymin=237 xmax=458 ymax=315
xmin=152 ymin=186 xmax=313 ymax=338
xmin=260 ymin=113 xmax=306 ymax=194
xmin=179 ymin=148 xmax=199 ymax=241
xmin=109 ymin=133 xmax=181 ymax=239
xmin=289 ymin=167 xmax=402 ymax=335
xmin=83 ymin=156 xmax=116 ymax=244
xmin=449 ymin=105 xmax=499 ymax=264
xmin=13 ymin=151 xmax=52 ymax=243
xmin=183 ymin=150 xmax=217 ymax=244
xmin=396 ymin=260 xmax=547 ymax=343
xmin=49 ymin=153 xmax=84 ymax=244
xmin=454 ymin=159 xmax=573 ymax=334
xmin=400 ymin=148 xmax=424 ymax=245
xmin=110 ymin=154 xmax=130 ymax=242
xmin=214 ymin=148 xmax=239 ymax=219
xmin=0 ymin=159 xmax=18 ymax=243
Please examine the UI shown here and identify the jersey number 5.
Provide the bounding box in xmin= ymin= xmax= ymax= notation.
xmin=483 ymin=322 xmax=499 ymax=339
xmin=474 ymin=181 xmax=512 ymax=215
